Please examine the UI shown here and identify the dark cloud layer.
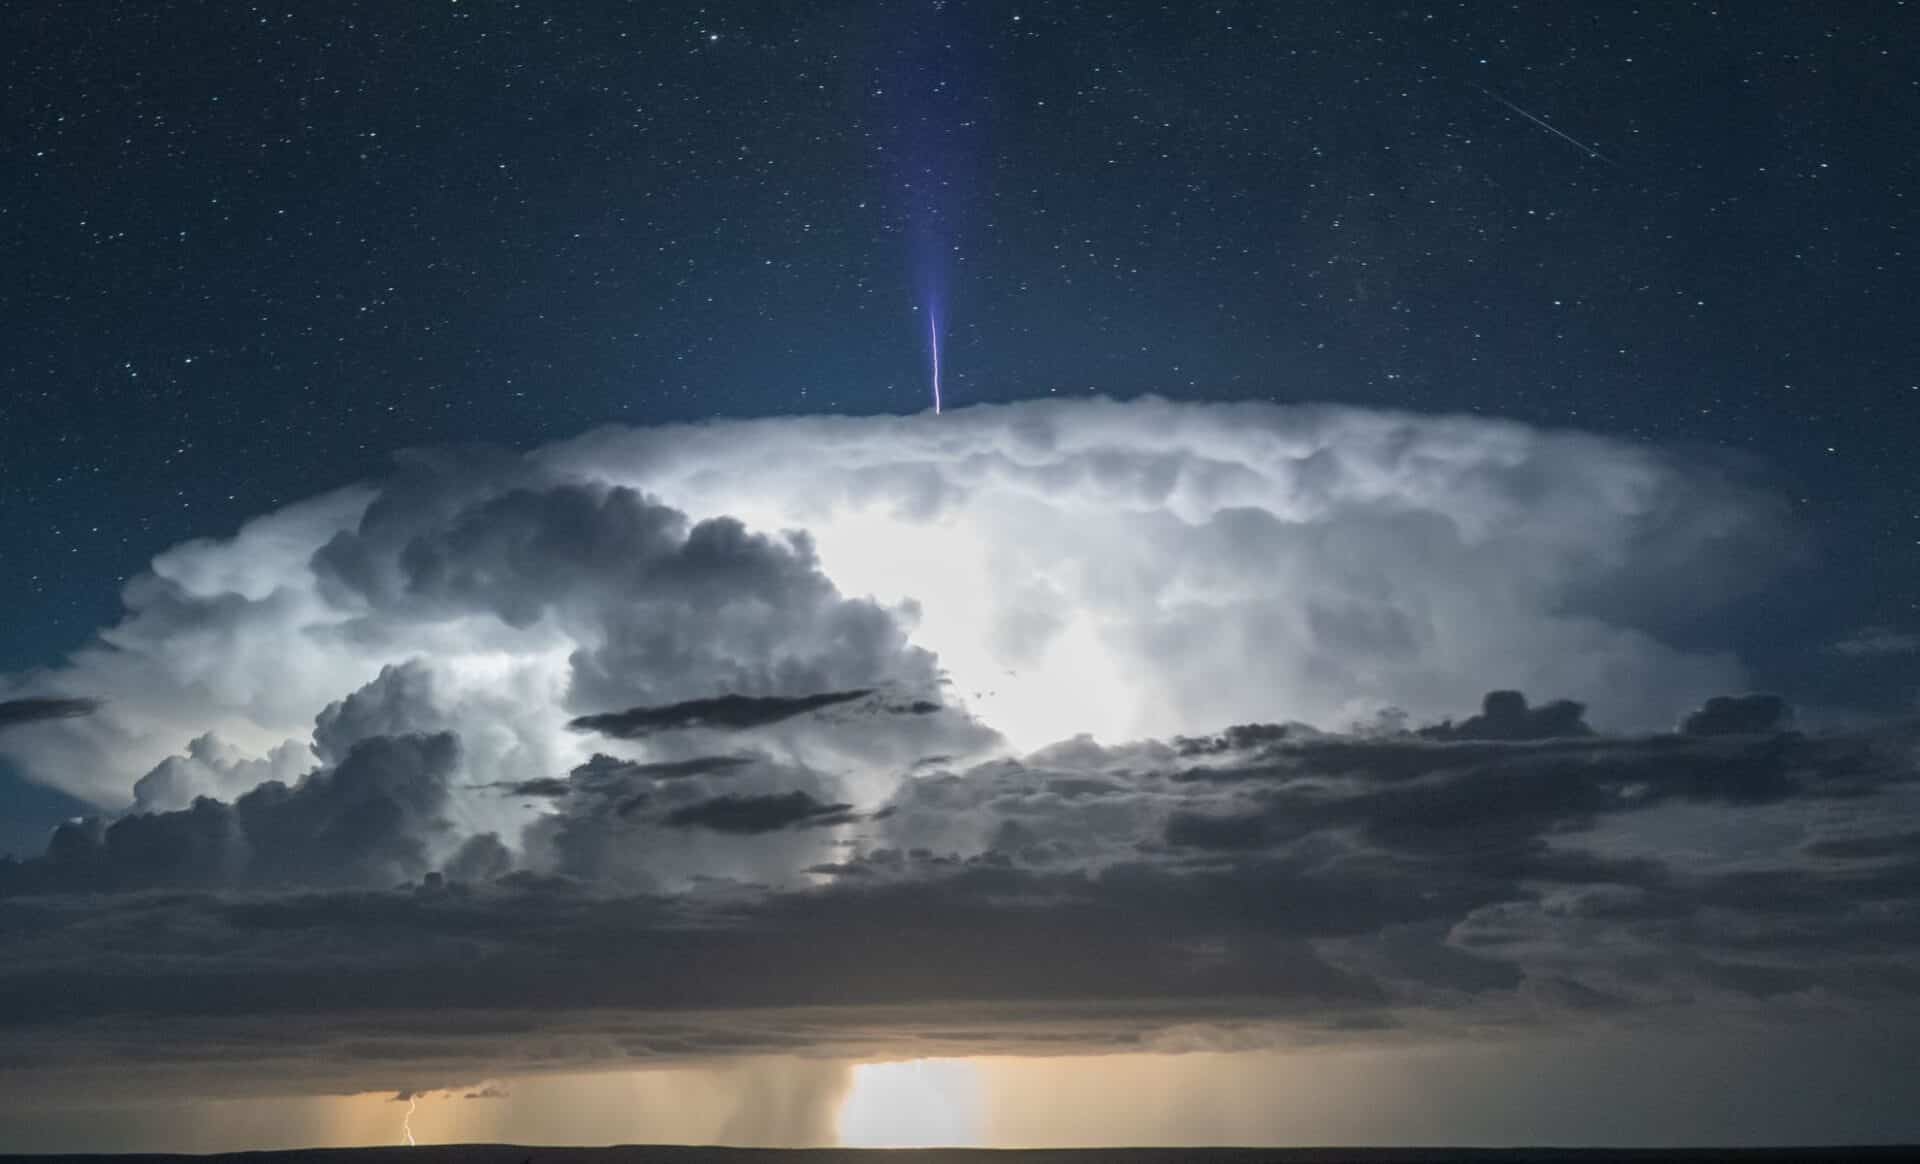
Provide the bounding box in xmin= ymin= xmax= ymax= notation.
xmin=0 ymin=684 xmax=1915 ymax=1101
xmin=0 ymin=697 xmax=99 ymax=731
xmin=662 ymin=791 xmax=859 ymax=834
xmin=492 ymin=754 xmax=758 ymax=802
xmin=570 ymin=690 xmax=874 ymax=739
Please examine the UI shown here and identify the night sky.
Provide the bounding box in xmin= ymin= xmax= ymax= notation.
xmin=5 ymin=2 xmax=1920 ymax=1150
xmin=6 ymin=2 xmax=1915 ymax=673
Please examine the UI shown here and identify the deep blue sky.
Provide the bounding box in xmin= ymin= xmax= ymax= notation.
xmin=2 ymin=2 xmax=1915 ymax=725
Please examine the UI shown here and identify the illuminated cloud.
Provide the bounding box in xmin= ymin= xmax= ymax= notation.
xmin=2 ymin=399 xmax=1789 ymax=808
xmin=549 ymin=398 xmax=1791 ymax=746
xmin=3 ymin=398 xmax=1899 ymax=1105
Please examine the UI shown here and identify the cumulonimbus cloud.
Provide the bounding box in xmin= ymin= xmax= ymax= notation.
xmin=1 ymin=398 xmax=1790 ymax=810
xmin=3 ymin=397 xmax=1887 ymax=1102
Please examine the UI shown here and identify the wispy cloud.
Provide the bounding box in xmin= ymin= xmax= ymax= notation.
xmin=1831 ymin=626 xmax=1920 ymax=658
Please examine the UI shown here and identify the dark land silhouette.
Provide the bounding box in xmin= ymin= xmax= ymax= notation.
xmin=4 ymin=1146 xmax=1918 ymax=1163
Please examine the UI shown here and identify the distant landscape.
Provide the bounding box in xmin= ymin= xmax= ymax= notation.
xmin=6 ymin=1147 xmax=1920 ymax=1164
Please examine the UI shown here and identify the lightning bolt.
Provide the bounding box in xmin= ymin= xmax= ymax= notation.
xmin=928 ymin=307 xmax=943 ymax=415
xmin=402 ymin=1094 xmax=418 ymax=1147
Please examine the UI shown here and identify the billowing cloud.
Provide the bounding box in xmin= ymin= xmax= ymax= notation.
xmin=4 ymin=732 xmax=460 ymax=893
xmin=2 ymin=398 xmax=1898 ymax=1104
xmin=1417 ymin=690 xmax=1593 ymax=741
xmin=1 ymin=398 xmax=1791 ymax=811
xmin=547 ymin=397 xmax=1792 ymax=745
xmin=1681 ymin=692 xmax=1792 ymax=737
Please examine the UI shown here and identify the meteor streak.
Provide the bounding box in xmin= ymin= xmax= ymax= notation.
xmin=1477 ymin=85 xmax=1618 ymax=166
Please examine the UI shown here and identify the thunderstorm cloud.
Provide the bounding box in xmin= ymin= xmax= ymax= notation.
xmin=1 ymin=397 xmax=1909 ymax=1105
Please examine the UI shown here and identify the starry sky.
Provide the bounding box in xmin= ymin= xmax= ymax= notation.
xmin=6 ymin=1 xmax=1916 ymax=673
xmin=4 ymin=1 xmax=1920 ymax=1150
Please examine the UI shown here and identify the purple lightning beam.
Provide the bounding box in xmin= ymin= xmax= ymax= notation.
xmin=928 ymin=307 xmax=942 ymax=415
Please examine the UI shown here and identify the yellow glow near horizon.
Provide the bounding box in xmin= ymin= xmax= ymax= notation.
xmin=19 ymin=1032 xmax=1891 ymax=1154
xmin=836 ymin=1058 xmax=986 ymax=1148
